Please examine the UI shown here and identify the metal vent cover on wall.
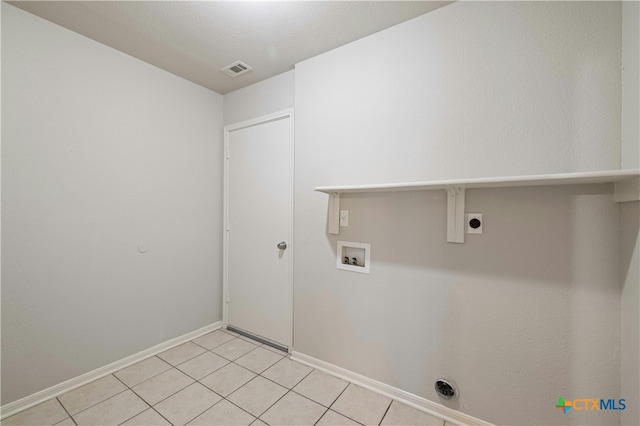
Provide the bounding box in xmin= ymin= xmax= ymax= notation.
xmin=221 ymin=61 xmax=253 ymax=77
xmin=435 ymin=379 xmax=458 ymax=400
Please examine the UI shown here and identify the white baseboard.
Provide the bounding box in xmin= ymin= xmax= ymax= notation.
xmin=290 ymin=351 xmax=493 ymax=426
xmin=1 ymin=321 xmax=222 ymax=420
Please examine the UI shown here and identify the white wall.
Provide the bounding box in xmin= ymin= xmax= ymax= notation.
xmin=621 ymin=202 xmax=639 ymax=426
xmin=294 ymin=2 xmax=623 ymax=424
xmin=1 ymin=3 xmax=224 ymax=405
xmin=622 ymin=1 xmax=639 ymax=170
xmin=620 ymin=2 xmax=640 ymax=425
xmin=224 ymin=70 xmax=294 ymax=126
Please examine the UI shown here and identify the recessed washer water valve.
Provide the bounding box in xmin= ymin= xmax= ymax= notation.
xmin=336 ymin=241 xmax=371 ymax=274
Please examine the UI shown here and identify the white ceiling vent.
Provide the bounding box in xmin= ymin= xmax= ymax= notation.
xmin=221 ymin=61 xmax=253 ymax=77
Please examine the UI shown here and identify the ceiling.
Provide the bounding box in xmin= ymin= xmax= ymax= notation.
xmin=8 ymin=1 xmax=452 ymax=94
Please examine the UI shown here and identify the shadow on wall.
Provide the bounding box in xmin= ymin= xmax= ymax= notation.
xmin=326 ymin=185 xmax=600 ymax=283
xmin=325 ymin=184 xmax=617 ymax=285
xmin=319 ymin=183 xmax=621 ymax=424
xmin=621 ymin=202 xmax=640 ymax=286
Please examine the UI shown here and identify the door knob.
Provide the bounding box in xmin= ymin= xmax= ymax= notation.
xmin=277 ymin=242 xmax=287 ymax=250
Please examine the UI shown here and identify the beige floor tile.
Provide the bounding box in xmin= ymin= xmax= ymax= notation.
xmin=316 ymin=409 xmax=361 ymax=425
xmin=53 ymin=418 xmax=75 ymax=426
xmin=177 ymin=351 xmax=229 ymax=379
xmin=121 ymin=408 xmax=171 ymax=425
xmin=380 ymin=401 xmax=444 ymax=425
xmin=260 ymin=391 xmax=326 ymax=426
xmin=3 ymin=399 xmax=68 ymax=425
xmin=58 ymin=375 xmax=127 ymax=414
xmin=211 ymin=338 xmax=258 ymax=361
xmin=227 ymin=376 xmax=288 ymax=417
xmin=157 ymin=342 xmax=206 ymax=366
xmin=200 ymin=363 xmax=256 ymax=397
xmin=131 ymin=368 xmax=194 ymax=405
xmin=237 ymin=335 xmax=260 ymax=344
xmin=187 ymin=399 xmax=256 ymax=426
xmin=224 ymin=330 xmax=261 ymax=345
xmin=73 ymin=390 xmax=148 ymax=425
xmin=192 ymin=330 xmax=235 ymax=350
xmin=292 ymin=370 xmax=348 ymax=407
xmin=154 ymin=382 xmax=221 ymax=425
xmin=235 ymin=346 xmax=284 ymax=373
xmin=251 ymin=419 xmax=268 ymax=426
xmin=261 ymin=358 xmax=313 ymax=389
xmin=331 ymin=385 xmax=392 ymax=426
xmin=114 ymin=356 xmax=172 ymax=387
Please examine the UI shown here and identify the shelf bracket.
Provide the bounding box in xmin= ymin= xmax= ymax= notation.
xmin=328 ymin=192 xmax=340 ymax=235
xmin=614 ymin=176 xmax=640 ymax=202
xmin=447 ymin=187 xmax=465 ymax=243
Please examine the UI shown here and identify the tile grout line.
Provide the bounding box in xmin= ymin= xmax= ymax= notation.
xmin=254 ymin=387 xmax=291 ymax=421
xmin=274 ymin=359 xmax=314 ymax=390
xmin=111 ymin=368 xmax=176 ymax=426
xmin=231 ymin=357 xmax=357 ymax=425
xmin=213 ymin=354 xmax=308 ymax=423
xmin=55 ymin=396 xmax=78 ymax=426
xmin=157 ymin=342 xmax=211 ymax=369
xmin=324 ymin=383 xmax=365 ymax=426
xmin=213 ymin=395 xmax=259 ymax=423
xmin=178 ymin=395 xmax=224 ymax=426
xmin=313 ymin=406 xmax=331 ymax=426
xmin=123 ymin=338 xmax=242 ymax=409
xmin=15 ymin=328 xmax=412 ymax=426
xmin=131 ymin=333 xmax=286 ymax=424
xmin=113 ymin=365 xmax=199 ymax=422
xmin=8 ymin=331 xmax=271 ymax=425
xmin=61 ymin=381 xmax=131 ymax=421
xmin=245 ymin=358 xmax=320 ymax=423
xmin=140 ymin=336 xmax=327 ymax=426
xmin=114 ymin=356 xmax=172 ymax=389
xmin=166 ymin=333 xmax=441 ymax=425
xmin=377 ymin=399 xmax=393 ymax=426
xmin=326 ymin=381 xmax=350 ymax=409
xmin=149 ymin=406 xmax=175 ymax=426
xmin=187 ymin=329 xmax=276 ymax=421
xmin=131 ymin=337 xmax=260 ymax=425
xmin=251 ymin=366 xmax=340 ymax=425
xmin=116 ymin=332 xmax=237 ymax=425
xmin=186 ymin=341 xmax=261 ymax=423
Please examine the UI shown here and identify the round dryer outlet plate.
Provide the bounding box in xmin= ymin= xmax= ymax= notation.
xmin=435 ymin=379 xmax=458 ymax=400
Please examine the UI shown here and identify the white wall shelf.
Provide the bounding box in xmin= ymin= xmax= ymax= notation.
xmin=315 ymin=169 xmax=640 ymax=243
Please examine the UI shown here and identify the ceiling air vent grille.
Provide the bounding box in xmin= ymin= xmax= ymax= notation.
xmin=221 ymin=61 xmax=253 ymax=77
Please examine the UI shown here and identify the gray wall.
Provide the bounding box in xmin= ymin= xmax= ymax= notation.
xmin=621 ymin=201 xmax=639 ymax=426
xmin=1 ymin=3 xmax=224 ymax=405
xmin=293 ymin=2 xmax=624 ymax=424
xmin=622 ymin=1 xmax=639 ymax=171
xmin=224 ymin=70 xmax=294 ymax=126
xmin=621 ymin=2 xmax=640 ymax=424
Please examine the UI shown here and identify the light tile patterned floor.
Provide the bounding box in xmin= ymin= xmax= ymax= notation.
xmin=4 ymin=329 xmax=448 ymax=426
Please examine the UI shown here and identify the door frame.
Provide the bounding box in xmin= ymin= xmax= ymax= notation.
xmin=222 ymin=109 xmax=294 ymax=351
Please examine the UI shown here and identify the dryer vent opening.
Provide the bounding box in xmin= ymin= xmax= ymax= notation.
xmin=435 ymin=379 xmax=458 ymax=400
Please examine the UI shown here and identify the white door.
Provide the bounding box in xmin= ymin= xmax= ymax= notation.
xmin=224 ymin=111 xmax=293 ymax=349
